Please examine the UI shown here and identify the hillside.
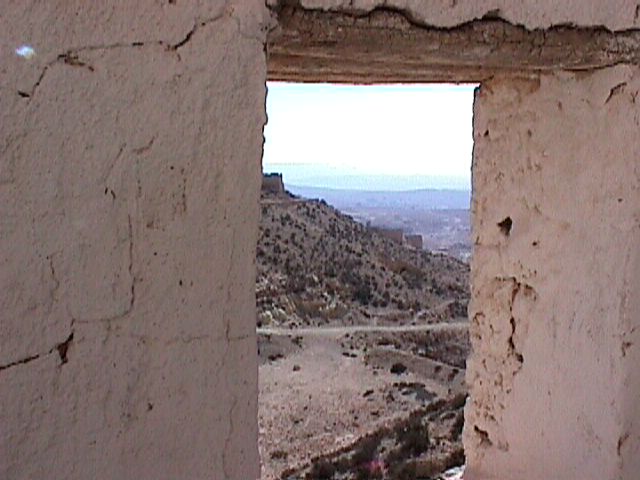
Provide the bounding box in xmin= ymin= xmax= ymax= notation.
xmin=256 ymin=190 xmax=471 ymax=480
xmin=256 ymin=194 xmax=469 ymax=329
xmin=284 ymin=185 xmax=472 ymax=262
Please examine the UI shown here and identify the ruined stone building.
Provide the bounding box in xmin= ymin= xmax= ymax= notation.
xmin=1 ymin=1 xmax=639 ymax=479
xmin=370 ymin=226 xmax=406 ymax=244
xmin=406 ymin=234 xmax=424 ymax=250
xmin=262 ymin=172 xmax=285 ymax=195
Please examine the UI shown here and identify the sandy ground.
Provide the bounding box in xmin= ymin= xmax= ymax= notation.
xmin=258 ymin=323 xmax=468 ymax=480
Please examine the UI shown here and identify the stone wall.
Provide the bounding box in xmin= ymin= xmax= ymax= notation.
xmin=371 ymin=227 xmax=405 ymax=244
xmin=406 ymin=234 xmax=423 ymax=250
xmin=2 ymin=1 xmax=640 ymax=479
xmin=262 ymin=173 xmax=285 ymax=195
xmin=267 ymin=3 xmax=640 ymax=478
xmin=467 ymin=67 xmax=640 ymax=479
xmin=1 ymin=2 xmax=269 ymax=479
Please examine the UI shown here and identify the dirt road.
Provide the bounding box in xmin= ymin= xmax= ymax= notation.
xmin=258 ymin=321 xmax=469 ymax=479
xmin=257 ymin=320 xmax=468 ymax=337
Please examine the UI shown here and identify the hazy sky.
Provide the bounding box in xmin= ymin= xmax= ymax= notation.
xmin=263 ymin=82 xmax=476 ymax=189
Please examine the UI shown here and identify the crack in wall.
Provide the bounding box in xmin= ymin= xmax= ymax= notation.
xmin=47 ymin=254 xmax=61 ymax=305
xmin=168 ymin=13 xmax=226 ymax=52
xmin=503 ymin=276 xmax=536 ymax=372
xmin=18 ymin=44 xmax=146 ymax=100
xmin=56 ymin=332 xmax=74 ymax=364
xmin=58 ymin=52 xmax=96 ymax=72
xmin=126 ymin=214 xmax=136 ymax=318
xmin=0 ymin=320 xmax=75 ymax=372
xmin=73 ymin=214 xmax=136 ymax=325
xmin=0 ymin=353 xmax=41 ymax=372
xmin=617 ymin=431 xmax=630 ymax=456
xmin=17 ymin=9 xmax=230 ymax=101
xmin=467 ymin=276 xmax=537 ymax=451
xmin=473 ymin=425 xmax=493 ymax=447
xmin=222 ymin=388 xmax=239 ymax=478
xmin=606 ymin=81 xmax=628 ymax=103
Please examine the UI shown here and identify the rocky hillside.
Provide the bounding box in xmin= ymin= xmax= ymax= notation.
xmin=256 ymin=192 xmax=469 ymax=328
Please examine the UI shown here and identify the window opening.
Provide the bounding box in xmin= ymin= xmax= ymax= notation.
xmin=258 ymin=82 xmax=475 ymax=480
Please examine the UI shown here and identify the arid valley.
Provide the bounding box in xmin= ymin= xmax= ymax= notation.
xmin=256 ymin=184 xmax=470 ymax=480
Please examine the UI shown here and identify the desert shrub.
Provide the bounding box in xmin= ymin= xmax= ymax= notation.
xmin=270 ymin=449 xmax=288 ymax=460
xmin=307 ymin=459 xmax=335 ymax=480
xmin=355 ymin=464 xmax=383 ymax=480
xmin=450 ymin=392 xmax=468 ymax=410
xmin=388 ymin=461 xmax=416 ymax=480
xmin=446 ymin=299 xmax=469 ymax=318
xmin=390 ymin=362 xmax=407 ymax=374
xmin=395 ymin=415 xmax=429 ymax=457
xmin=323 ymin=302 xmax=348 ymax=320
xmin=351 ymin=435 xmax=380 ymax=467
xmin=333 ymin=456 xmax=351 ymax=474
xmin=286 ymin=277 xmax=307 ymax=294
xmin=295 ymin=299 xmax=324 ymax=319
xmin=352 ymin=283 xmax=372 ymax=305
xmin=402 ymin=267 xmax=424 ymax=289
xmin=447 ymin=448 xmax=465 ymax=469
xmin=449 ymin=410 xmax=465 ymax=440
xmin=324 ymin=264 xmax=337 ymax=278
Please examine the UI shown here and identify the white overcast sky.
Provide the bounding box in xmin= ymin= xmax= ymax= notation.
xmin=263 ymin=82 xmax=476 ymax=187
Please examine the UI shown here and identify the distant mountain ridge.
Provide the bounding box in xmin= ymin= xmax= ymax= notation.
xmin=286 ymin=185 xmax=471 ymax=211
xmin=263 ymin=164 xmax=470 ymax=191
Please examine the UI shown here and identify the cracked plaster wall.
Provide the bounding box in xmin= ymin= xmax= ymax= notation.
xmin=268 ymin=0 xmax=640 ymax=31
xmin=1 ymin=1 xmax=269 ymax=479
xmin=3 ymin=1 xmax=640 ymax=480
xmin=268 ymin=3 xmax=640 ymax=479
xmin=466 ymin=67 xmax=640 ymax=480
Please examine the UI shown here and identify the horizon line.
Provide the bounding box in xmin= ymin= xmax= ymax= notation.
xmin=285 ymin=183 xmax=471 ymax=193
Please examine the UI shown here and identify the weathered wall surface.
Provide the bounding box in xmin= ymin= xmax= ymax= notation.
xmin=268 ymin=2 xmax=640 ymax=83
xmin=467 ymin=67 xmax=640 ymax=479
xmin=269 ymin=0 xmax=640 ymax=30
xmin=268 ymin=4 xmax=640 ymax=479
xmin=1 ymin=1 xmax=269 ymax=479
xmin=3 ymin=1 xmax=640 ymax=479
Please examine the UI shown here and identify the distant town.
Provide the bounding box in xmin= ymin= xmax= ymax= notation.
xmin=263 ymin=172 xmax=472 ymax=262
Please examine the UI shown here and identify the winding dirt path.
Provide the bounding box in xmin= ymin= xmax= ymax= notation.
xmin=257 ymin=320 xmax=467 ymax=337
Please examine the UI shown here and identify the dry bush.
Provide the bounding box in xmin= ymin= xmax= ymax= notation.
xmin=307 ymin=459 xmax=335 ymax=479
